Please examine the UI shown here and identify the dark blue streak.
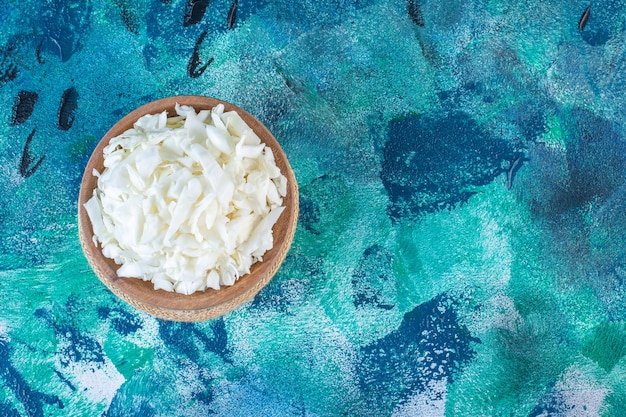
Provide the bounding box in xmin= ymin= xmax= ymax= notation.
xmin=54 ymin=370 xmax=76 ymax=392
xmin=35 ymin=303 xmax=106 ymax=367
xmin=0 ymin=338 xmax=64 ymax=417
xmin=98 ymin=306 xmax=142 ymax=336
xmin=352 ymin=245 xmax=395 ymax=310
xmin=158 ymin=318 xmax=231 ymax=364
xmin=0 ymin=401 xmax=21 ymax=417
xmin=381 ymin=112 xmax=513 ymax=221
xmin=358 ymin=294 xmax=480 ymax=412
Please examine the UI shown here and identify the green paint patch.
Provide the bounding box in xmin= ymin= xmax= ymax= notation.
xmin=448 ymin=313 xmax=575 ymax=416
xmin=583 ymin=322 xmax=626 ymax=373
xmin=103 ymin=338 xmax=153 ymax=380
xmin=393 ymin=225 xmax=422 ymax=275
xmin=69 ymin=135 xmax=98 ymax=163
xmin=604 ymin=382 xmax=626 ymax=417
xmin=392 ymin=182 xmax=522 ymax=310
xmin=537 ymin=113 xmax=567 ymax=150
xmin=226 ymin=309 xmax=362 ymax=416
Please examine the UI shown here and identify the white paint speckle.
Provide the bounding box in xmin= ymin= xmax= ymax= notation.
xmin=66 ymin=359 xmax=125 ymax=404
xmin=0 ymin=321 xmax=9 ymax=342
xmin=392 ymin=378 xmax=447 ymax=417
xmin=555 ymin=366 xmax=609 ymax=417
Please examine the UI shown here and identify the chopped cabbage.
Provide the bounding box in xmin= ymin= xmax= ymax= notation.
xmin=85 ymin=104 xmax=288 ymax=294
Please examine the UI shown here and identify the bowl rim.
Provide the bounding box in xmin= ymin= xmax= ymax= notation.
xmin=78 ymin=95 xmax=298 ymax=322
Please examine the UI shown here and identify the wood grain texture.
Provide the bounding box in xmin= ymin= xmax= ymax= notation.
xmin=78 ymin=96 xmax=299 ymax=322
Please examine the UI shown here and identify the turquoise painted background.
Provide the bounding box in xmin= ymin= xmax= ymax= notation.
xmin=1 ymin=0 xmax=626 ymax=415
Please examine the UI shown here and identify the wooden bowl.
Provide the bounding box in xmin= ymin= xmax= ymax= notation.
xmin=78 ymin=96 xmax=298 ymax=322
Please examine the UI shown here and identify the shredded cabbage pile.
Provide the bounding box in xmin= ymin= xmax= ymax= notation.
xmin=84 ymin=103 xmax=287 ymax=294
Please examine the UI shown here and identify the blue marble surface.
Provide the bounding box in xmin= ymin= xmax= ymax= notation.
xmin=1 ymin=0 xmax=626 ymax=415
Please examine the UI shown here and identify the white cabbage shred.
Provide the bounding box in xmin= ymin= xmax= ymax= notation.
xmin=85 ymin=104 xmax=287 ymax=294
